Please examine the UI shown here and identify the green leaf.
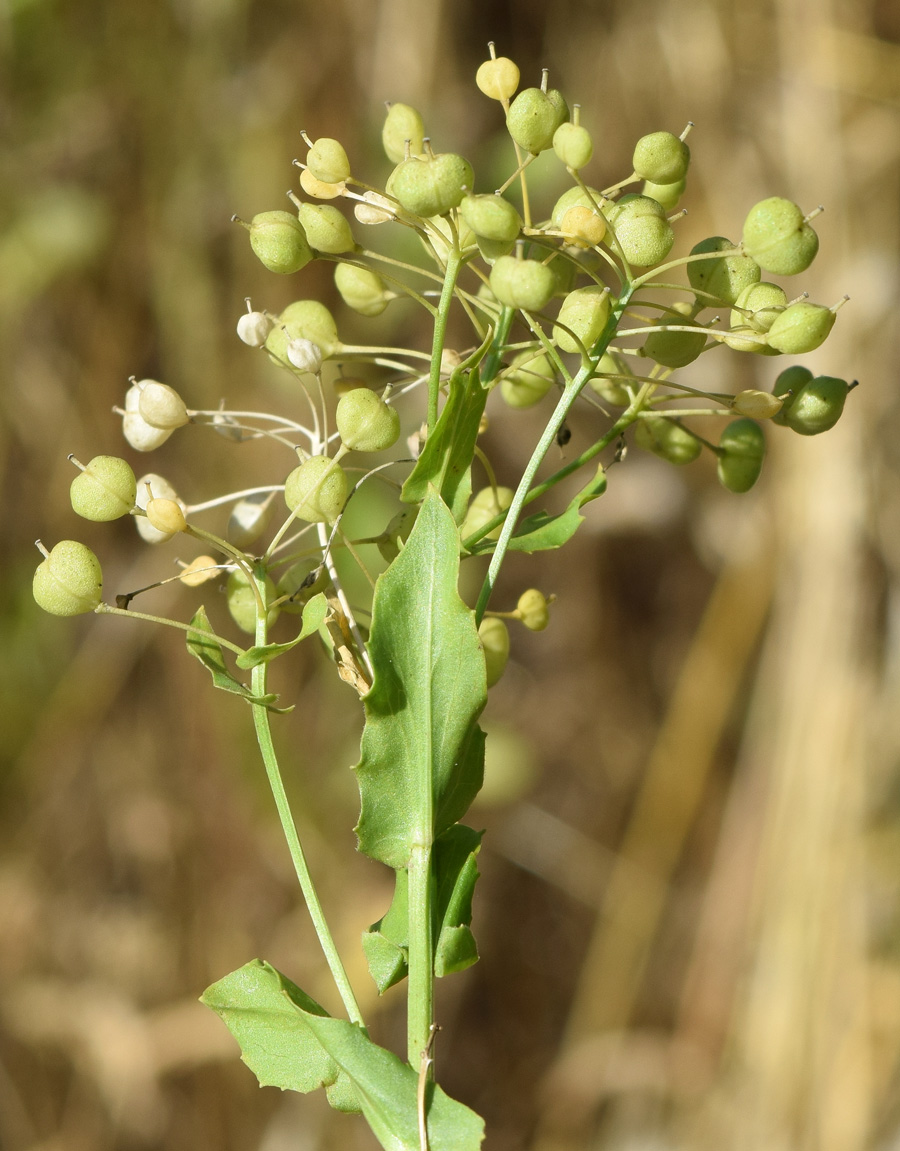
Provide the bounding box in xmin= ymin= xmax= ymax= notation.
xmin=354 ymin=490 xmax=487 ymax=869
xmin=236 ymin=593 xmax=328 ymax=668
xmin=400 ymin=369 xmax=489 ymax=522
xmin=186 ymin=606 xmax=292 ymax=711
xmin=202 ymin=960 xmax=484 ymax=1150
xmin=362 ymin=869 xmax=410 ymax=994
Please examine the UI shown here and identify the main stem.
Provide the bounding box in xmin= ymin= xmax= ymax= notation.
xmin=407 ymin=838 xmax=434 ymax=1067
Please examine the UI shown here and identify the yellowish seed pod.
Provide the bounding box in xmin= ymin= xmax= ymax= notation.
xmin=476 ymin=55 xmax=520 ymax=101
xmin=559 ymin=205 xmax=606 ymax=247
xmin=145 ymin=497 xmax=187 ymax=535
xmin=517 ymin=589 xmax=550 ymax=631
xmin=179 ymin=556 xmax=220 ymax=587
xmin=299 ymin=168 xmax=344 ymax=200
xmin=733 ymin=389 xmax=784 ymax=419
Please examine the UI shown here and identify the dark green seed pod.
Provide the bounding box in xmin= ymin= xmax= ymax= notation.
xmin=336 ymin=388 xmax=400 ymax=452
xmin=478 ymin=617 xmax=510 ymax=687
xmin=459 ymin=193 xmax=522 ymax=243
xmin=382 ymin=103 xmax=426 ymax=164
xmin=730 ymin=282 xmax=788 ymax=333
xmin=782 ymin=375 xmax=850 ymax=436
xmin=226 ymin=569 xmax=280 ymax=634
xmin=604 ymin=195 xmax=675 ymax=267
xmin=741 ymin=197 xmax=819 ymax=275
xmin=642 ymin=302 xmax=706 ymax=368
xmin=687 ymin=236 xmax=761 ymax=306
xmin=506 ymin=87 xmax=569 ymax=155
xmin=553 ymin=285 xmax=611 ymax=354
xmin=771 ymin=365 xmax=814 ymax=425
xmin=70 ymin=455 xmax=137 ymax=522
xmin=249 ymin=211 xmax=313 ymax=275
xmin=297 ymin=203 xmax=356 ymax=254
xmin=766 ymin=301 xmax=836 ymax=354
xmin=33 ymin=540 xmax=103 ymax=616
xmin=306 ymin=138 xmax=351 ymax=185
xmin=489 ymin=255 xmax=556 ymax=311
xmin=552 ymin=122 xmax=593 ymax=170
xmin=284 ymin=456 xmax=349 ymax=523
xmin=500 ymin=350 xmax=556 ymax=408
xmin=717 ymin=419 xmax=766 ymax=493
xmin=634 ymin=416 xmax=701 ymax=465
xmin=334 ymin=262 xmax=391 ymax=317
xmin=632 ymin=131 xmax=690 ymax=184
xmin=265 ymin=299 xmax=340 ymax=364
xmin=390 ymin=153 xmax=474 ymax=218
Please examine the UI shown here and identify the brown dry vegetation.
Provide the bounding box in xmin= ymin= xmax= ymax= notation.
xmin=2 ymin=1 xmax=900 ymax=1149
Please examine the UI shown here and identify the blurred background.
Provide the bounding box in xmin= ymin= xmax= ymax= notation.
xmin=2 ymin=0 xmax=899 ymax=1148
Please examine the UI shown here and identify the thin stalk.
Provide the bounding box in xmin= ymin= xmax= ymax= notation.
xmin=427 ymin=246 xmax=463 ymax=434
xmin=407 ymin=840 xmax=434 ymax=1067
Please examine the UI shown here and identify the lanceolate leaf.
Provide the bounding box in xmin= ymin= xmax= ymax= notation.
xmin=355 ymin=490 xmax=487 ymax=869
xmin=236 ymin=593 xmax=328 ymax=668
xmin=186 ymin=606 xmax=286 ymax=709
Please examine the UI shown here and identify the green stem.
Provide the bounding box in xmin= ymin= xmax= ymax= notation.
xmin=407 ymin=840 xmax=434 ymax=1067
xmin=427 ymin=246 xmax=463 ymax=434
xmin=249 ymin=574 xmax=365 ymax=1029
xmin=480 ymin=306 xmax=515 ymax=386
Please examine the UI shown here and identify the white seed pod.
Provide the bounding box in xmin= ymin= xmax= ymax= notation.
xmin=227 ymin=491 xmax=276 ymax=548
xmin=137 ymin=380 xmax=190 ymax=430
xmin=122 ymin=385 xmax=172 ymax=452
xmin=135 ymin=473 xmax=186 ymax=543
xmin=237 ymin=310 xmax=273 ymax=346
xmin=286 ymin=337 xmax=324 ymax=374
xmin=354 ymin=191 xmax=396 ymax=225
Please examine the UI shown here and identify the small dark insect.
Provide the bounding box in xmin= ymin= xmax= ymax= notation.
xmin=556 ymin=422 xmax=571 ymax=448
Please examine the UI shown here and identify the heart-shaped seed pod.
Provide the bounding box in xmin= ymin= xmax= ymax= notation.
xmin=284 ymin=456 xmax=349 ymax=523
xmin=299 ymin=168 xmax=344 ymax=200
xmin=730 ymin=282 xmax=787 ymax=333
xmin=137 ymin=380 xmax=190 ymax=430
xmin=70 ymin=455 xmax=137 ymax=521
xmin=227 ymin=492 xmax=276 ymax=548
xmin=122 ymin=384 xmax=173 ymax=452
xmin=382 ymin=103 xmax=426 ymax=164
xmin=296 ymin=203 xmax=356 ymax=254
xmin=642 ymin=301 xmax=706 ymax=368
xmin=265 ymin=300 xmax=340 ymax=364
xmin=552 ymin=121 xmax=593 ymax=170
xmin=248 ymin=211 xmax=313 ymax=275
xmin=559 ymin=205 xmax=606 ymax=247
xmin=237 ymin=309 xmax=272 ymax=346
xmin=460 ymin=486 xmax=514 ymax=542
xmin=476 ymin=54 xmax=520 ymax=101
xmin=741 ymin=197 xmax=819 ymax=275
xmin=390 ymin=153 xmax=474 ymax=219
xmin=551 ymin=185 xmax=603 ymax=228
xmin=306 ymin=137 xmax=351 ymax=185
xmin=589 ymin=352 xmax=632 ymax=406
xmin=459 ymin=193 xmax=522 ymax=243
xmin=334 ymin=262 xmax=391 ymax=317
xmin=687 ymin=236 xmax=761 ymax=306
xmin=733 ymin=389 xmax=784 ymax=419
xmin=145 ymin=496 xmax=187 ymax=535
xmin=717 ymin=419 xmax=765 ymax=492
xmin=641 ymin=178 xmax=685 ymax=211
xmin=287 ymin=338 xmax=324 ymax=374
xmin=33 ymin=540 xmax=103 ymax=616
xmin=500 ymin=350 xmax=557 ymax=408
xmin=782 ymin=375 xmax=850 ymax=435
xmin=632 ymin=131 xmax=690 ymax=184
xmin=489 ymin=255 xmax=556 ymax=311
xmin=553 ymin=285 xmax=611 ymax=354
xmin=517 ymin=588 xmax=550 ymax=631
xmin=604 ymin=195 xmax=675 ymax=267
xmin=226 ymin=568 xmax=280 ymax=634
xmin=134 ymin=474 xmax=185 ymax=543
xmin=506 ymin=87 xmax=569 ymax=155
xmin=766 ymin=301 xmax=835 ymax=354
xmin=336 ymin=388 xmax=401 ymax=453
xmin=634 ymin=416 xmax=701 ymax=465
xmin=478 ymin=617 xmax=510 ymax=687
xmin=771 ymin=365 xmax=814 ymax=425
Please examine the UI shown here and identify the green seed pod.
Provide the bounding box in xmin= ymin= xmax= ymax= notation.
xmin=604 ymin=195 xmax=675 ymax=267
xmin=765 ymin=301 xmax=836 ymax=354
xmin=284 ymin=456 xmax=349 ymax=523
xmin=227 ymin=492 xmax=276 ymax=548
xmin=641 ymin=178 xmax=685 ymax=211
xmin=553 ymin=285 xmax=611 ymax=354
xmin=687 ymin=236 xmax=761 ymax=306
xmin=390 ymin=153 xmax=474 ymax=219
xmin=771 ymin=365 xmax=814 ymax=426
xmin=460 ymin=486 xmax=514 ymax=542
xmin=336 ymin=388 xmax=400 ymax=453
xmin=741 ymin=197 xmax=819 ymax=275
xmin=33 ymin=540 xmax=103 ymax=616
xmin=306 ymin=137 xmax=351 ymax=185
xmin=730 ymin=281 xmax=788 ymax=333
xmin=506 ymin=87 xmax=569 ymax=155
xmin=226 ymin=568 xmax=280 ymax=634
xmin=642 ymin=301 xmax=706 ymax=368
xmin=552 ymin=121 xmax=593 ymax=170
xmin=265 ymin=299 xmax=340 ymax=364
xmin=70 ymin=455 xmax=137 ymax=522
xmin=733 ymin=389 xmax=784 ymax=420
xmin=135 ymin=474 xmax=184 ymax=543
xmin=145 ymin=497 xmax=187 ymax=535
xmin=634 ymin=416 xmax=701 ymax=465
xmin=478 ymin=617 xmax=510 ymax=687
xmin=249 ymin=211 xmax=313 ymax=275
xmin=517 ymin=588 xmax=550 ymax=631
xmin=782 ymin=375 xmax=850 ymax=436
xmin=500 ymin=350 xmax=556 ymax=408
xmin=137 ymin=380 xmax=190 ymax=430
xmin=559 ymin=205 xmax=606 ymax=247
xmin=550 ymin=185 xmax=603 ymax=228
xmin=632 ymin=131 xmax=690 ymax=184
xmin=489 ymin=255 xmax=556 ymax=312
xmin=334 ymin=262 xmax=391 ymax=317
xmin=459 ymin=193 xmax=522 ymax=243
xmin=476 ymin=55 xmax=520 ymax=101
xmin=589 ymin=352 xmax=631 ymax=406
xmin=717 ymin=418 xmax=766 ymax=493
xmin=275 ymin=560 xmax=328 ymax=614
xmin=122 ymin=384 xmax=172 ymax=452
xmin=296 ymin=203 xmax=355 ymax=254
xmin=476 ymin=235 xmax=517 ymax=263
xmin=377 ymin=506 xmax=419 ymax=564
xmin=382 ymin=103 xmax=426 ymax=164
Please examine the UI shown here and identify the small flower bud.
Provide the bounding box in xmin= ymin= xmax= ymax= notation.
xmin=33 ymin=540 xmax=103 ymax=616
xmin=382 ymin=102 xmax=426 ymax=164
xmin=248 ymin=210 xmax=313 ymax=274
xmin=632 ymin=131 xmax=690 ymax=184
xmin=146 ymin=496 xmax=187 ymax=535
xmin=286 ymin=337 xmax=324 ymax=374
xmin=237 ymin=309 xmax=273 ymax=346
xmin=717 ymin=419 xmax=766 ymax=493
xmin=135 ymin=474 xmax=185 ymax=543
xmin=305 ymin=137 xmax=351 ymax=185
xmin=517 ymin=589 xmax=550 ymax=631
xmin=687 ymin=236 xmax=761 ymax=307
xmin=284 ymin=456 xmax=349 ymax=523
xmin=741 ymin=197 xmax=819 ymax=276
xmin=334 ymin=262 xmax=391 ymax=316
xmin=634 ymin=416 xmax=701 ymax=465
xmin=179 ymin=556 xmax=220 ymax=587
xmin=137 ymin=380 xmax=190 ymax=430
xmin=489 ymin=255 xmax=556 ymax=312
xmin=506 ymin=86 xmax=569 ymax=155
xmin=476 ymin=53 xmax=520 ymax=101
xmin=336 ymin=388 xmax=401 ymax=453
xmin=478 ymin=617 xmax=510 ymax=687
xmin=69 ymin=455 xmax=137 ymax=521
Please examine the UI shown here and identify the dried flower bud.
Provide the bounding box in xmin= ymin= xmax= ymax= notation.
xmin=732 ymin=389 xmax=783 ymax=419
xmin=354 ymin=191 xmax=397 ymax=226
xmin=122 ymin=384 xmax=173 ymax=452
xmin=299 ymin=168 xmax=344 ymax=199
